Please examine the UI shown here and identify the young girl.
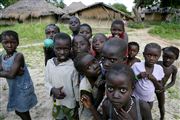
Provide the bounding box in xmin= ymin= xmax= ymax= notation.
xmin=109 ymin=19 xmax=128 ymax=43
xmin=69 ymin=16 xmax=81 ymax=38
xmin=127 ymin=42 xmax=141 ymax=67
xmin=74 ymin=53 xmax=105 ymax=120
xmin=132 ymin=43 xmax=164 ymax=109
xmin=78 ymin=23 xmax=92 ymax=41
xmin=43 ymin=24 xmax=60 ymax=65
xmin=0 ymin=30 xmax=37 ymax=120
xmin=81 ymin=63 xmax=152 ymax=120
xmin=156 ymin=46 xmax=179 ymax=120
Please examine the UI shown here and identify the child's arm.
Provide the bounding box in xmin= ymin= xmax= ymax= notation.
xmin=0 ymin=53 xmax=24 ymax=79
xmin=148 ymin=74 xmax=163 ymax=90
xmin=81 ymin=94 xmax=102 ymax=120
xmin=165 ymin=66 xmax=177 ymax=90
xmin=139 ymin=100 xmax=152 ymax=120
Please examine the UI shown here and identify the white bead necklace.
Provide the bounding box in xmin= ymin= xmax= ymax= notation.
xmin=114 ymin=97 xmax=134 ymax=115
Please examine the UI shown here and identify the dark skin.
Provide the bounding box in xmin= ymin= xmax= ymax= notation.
xmin=101 ymin=44 xmax=126 ymax=71
xmin=92 ymin=34 xmax=107 ymax=61
xmin=81 ymin=72 xmax=152 ymax=120
xmin=0 ymin=35 xmax=31 ymax=120
xmin=44 ymin=25 xmax=59 ymax=65
xmin=127 ymin=44 xmax=140 ymax=67
xmin=72 ymin=35 xmax=90 ymax=58
xmin=69 ymin=16 xmax=80 ymax=36
xmin=102 ymin=73 xmax=152 ymax=120
xmin=156 ymin=50 xmax=178 ymax=120
xmin=110 ymin=23 xmax=128 ymax=43
xmin=79 ymin=54 xmax=104 ymax=108
xmin=78 ymin=26 xmax=92 ymax=40
xmin=51 ymin=39 xmax=72 ymax=99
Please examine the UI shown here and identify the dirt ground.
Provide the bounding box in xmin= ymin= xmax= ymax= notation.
xmin=0 ymin=28 xmax=180 ymax=120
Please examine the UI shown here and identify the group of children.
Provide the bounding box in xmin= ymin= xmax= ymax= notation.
xmin=0 ymin=16 xmax=179 ymax=120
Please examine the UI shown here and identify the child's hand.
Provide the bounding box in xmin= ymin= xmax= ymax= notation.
xmin=115 ymin=108 xmax=133 ymax=120
xmin=80 ymin=94 xmax=93 ymax=109
xmin=17 ymin=67 xmax=24 ymax=76
xmin=52 ymin=86 xmax=66 ymax=99
xmin=147 ymin=74 xmax=156 ymax=81
xmin=137 ymin=72 xmax=148 ymax=79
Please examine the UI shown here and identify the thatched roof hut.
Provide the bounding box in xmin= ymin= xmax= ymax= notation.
xmin=0 ymin=0 xmax=65 ymax=25
xmin=69 ymin=2 xmax=133 ymax=26
xmin=63 ymin=2 xmax=86 ymax=14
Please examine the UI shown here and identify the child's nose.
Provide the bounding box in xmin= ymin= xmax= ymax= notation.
xmin=113 ymin=90 xmax=121 ymax=98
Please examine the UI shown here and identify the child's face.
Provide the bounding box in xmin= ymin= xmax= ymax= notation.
xmin=162 ymin=50 xmax=177 ymax=67
xmin=79 ymin=26 xmax=92 ymax=40
xmin=128 ymin=45 xmax=139 ymax=58
xmin=111 ymin=24 xmax=124 ymax=37
xmin=106 ymin=73 xmax=132 ymax=109
xmin=101 ymin=45 xmax=124 ymax=70
xmin=80 ymin=54 xmax=101 ymax=78
xmin=143 ymin=48 xmax=160 ymax=67
xmin=45 ymin=26 xmax=59 ymax=39
xmin=92 ymin=35 xmax=106 ymax=54
xmin=73 ymin=36 xmax=90 ymax=56
xmin=69 ymin=17 xmax=80 ymax=32
xmin=53 ymin=39 xmax=70 ymax=62
xmin=1 ymin=35 xmax=18 ymax=54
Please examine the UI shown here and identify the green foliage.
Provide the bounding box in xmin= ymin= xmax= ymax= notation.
xmin=0 ymin=0 xmax=19 ymax=9
xmin=149 ymin=22 xmax=180 ymax=40
xmin=46 ymin=0 xmax=66 ymax=9
xmin=127 ymin=22 xmax=150 ymax=29
xmin=0 ymin=23 xmax=71 ymax=46
xmin=112 ymin=3 xmax=131 ymax=15
xmin=167 ymin=87 xmax=180 ymax=99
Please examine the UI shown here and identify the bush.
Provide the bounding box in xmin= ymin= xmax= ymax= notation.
xmin=127 ymin=22 xmax=150 ymax=29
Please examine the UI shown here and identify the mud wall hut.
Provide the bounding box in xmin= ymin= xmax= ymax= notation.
xmin=0 ymin=0 xmax=65 ymax=25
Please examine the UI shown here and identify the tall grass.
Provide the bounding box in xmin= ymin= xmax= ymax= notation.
xmin=0 ymin=23 xmax=71 ymax=46
xmin=149 ymin=22 xmax=180 ymax=40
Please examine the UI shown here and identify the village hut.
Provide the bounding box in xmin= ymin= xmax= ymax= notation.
xmin=60 ymin=2 xmax=86 ymax=23
xmin=69 ymin=2 xmax=134 ymax=27
xmin=0 ymin=0 xmax=65 ymax=25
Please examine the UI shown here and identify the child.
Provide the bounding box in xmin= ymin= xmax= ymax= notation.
xmin=101 ymin=37 xmax=127 ymax=71
xmin=156 ymin=46 xmax=179 ymax=120
xmin=132 ymin=43 xmax=164 ymax=109
xmin=72 ymin=35 xmax=90 ymax=59
xmin=78 ymin=23 xmax=92 ymax=41
xmin=92 ymin=33 xmax=107 ymax=61
xmin=44 ymin=32 xmax=79 ymax=120
xmin=109 ymin=19 xmax=128 ymax=43
xmin=44 ymin=24 xmax=60 ymax=65
xmin=80 ymin=64 xmax=152 ymax=120
xmin=69 ymin=16 xmax=81 ymax=37
xmin=127 ymin=42 xmax=141 ymax=67
xmin=0 ymin=30 xmax=37 ymax=120
xmin=74 ymin=53 xmax=105 ymax=120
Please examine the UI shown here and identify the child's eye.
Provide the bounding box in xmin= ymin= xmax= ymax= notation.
xmin=110 ymin=58 xmax=117 ymax=63
xmin=107 ymin=87 xmax=114 ymax=92
xmin=120 ymin=88 xmax=127 ymax=93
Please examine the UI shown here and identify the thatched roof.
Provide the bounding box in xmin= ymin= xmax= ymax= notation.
xmin=0 ymin=0 xmax=65 ymax=21
xmin=63 ymin=2 xmax=86 ymax=14
xmin=70 ymin=2 xmax=133 ymax=20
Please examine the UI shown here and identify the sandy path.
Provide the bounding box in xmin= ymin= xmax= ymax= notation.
xmin=0 ymin=28 xmax=180 ymax=120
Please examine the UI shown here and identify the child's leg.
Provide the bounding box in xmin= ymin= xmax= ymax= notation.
xmin=15 ymin=110 xmax=31 ymax=120
xmin=156 ymin=92 xmax=165 ymax=120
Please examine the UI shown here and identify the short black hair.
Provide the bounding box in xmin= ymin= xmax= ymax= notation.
xmin=54 ymin=32 xmax=71 ymax=47
xmin=80 ymin=23 xmax=92 ymax=33
xmin=128 ymin=42 xmax=140 ymax=51
xmin=104 ymin=37 xmax=127 ymax=56
xmin=163 ymin=46 xmax=179 ymax=59
xmin=45 ymin=24 xmax=60 ymax=34
xmin=93 ymin=33 xmax=107 ymax=41
xmin=0 ymin=30 xmax=19 ymax=44
xmin=111 ymin=19 xmax=125 ymax=31
xmin=144 ymin=43 xmax=161 ymax=53
xmin=74 ymin=52 xmax=90 ymax=74
xmin=106 ymin=63 xmax=135 ymax=89
xmin=72 ymin=34 xmax=90 ymax=46
xmin=69 ymin=16 xmax=80 ymax=24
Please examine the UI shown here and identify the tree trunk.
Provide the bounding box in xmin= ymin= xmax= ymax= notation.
xmin=133 ymin=7 xmax=142 ymax=22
